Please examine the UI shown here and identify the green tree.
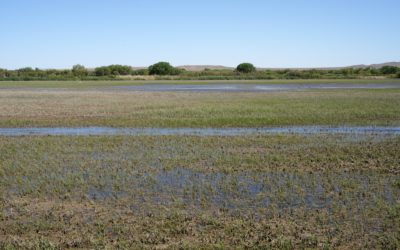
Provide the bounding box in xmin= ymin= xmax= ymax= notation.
xmin=132 ymin=69 xmax=149 ymax=75
xmin=148 ymin=62 xmax=177 ymax=75
xmin=380 ymin=66 xmax=399 ymax=75
xmin=17 ymin=67 xmax=34 ymax=72
xmin=0 ymin=68 xmax=6 ymax=78
xmin=72 ymin=64 xmax=88 ymax=77
xmin=94 ymin=65 xmax=131 ymax=76
xmin=95 ymin=66 xmax=111 ymax=76
xmin=236 ymin=63 xmax=256 ymax=73
xmin=108 ymin=65 xmax=132 ymax=75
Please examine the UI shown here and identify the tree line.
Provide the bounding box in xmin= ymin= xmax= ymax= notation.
xmin=0 ymin=62 xmax=399 ymax=81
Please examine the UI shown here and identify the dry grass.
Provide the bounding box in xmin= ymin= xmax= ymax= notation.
xmin=2 ymin=196 xmax=397 ymax=249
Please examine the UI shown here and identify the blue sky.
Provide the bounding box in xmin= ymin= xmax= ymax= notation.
xmin=1 ymin=0 xmax=399 ymax=69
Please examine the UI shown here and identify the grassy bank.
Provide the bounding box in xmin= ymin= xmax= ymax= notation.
xmin=0 ymin=135 xmax=399 ymax=248
xmin=0 ymin=89 xmax=399 ymax=127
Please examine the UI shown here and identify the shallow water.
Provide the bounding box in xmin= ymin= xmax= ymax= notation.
xmin=79 ymin=169 xmax=399 ymax=212
xmin=147 ymin=169 xmax=398 ymax=210
xmin=8 ymin=167 xmax=397 ymax=213
xmin=0 ymin=126 xmax=399 ymax=136
xmin=114 ymin=83 xmax=400 ymax=92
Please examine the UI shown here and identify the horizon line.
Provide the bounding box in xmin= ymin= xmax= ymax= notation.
xmin=1 ymin=61 xmax=399 ymax=71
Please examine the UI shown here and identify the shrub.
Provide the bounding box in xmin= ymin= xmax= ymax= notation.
xmin=72 ymin=64 xmax=88 ymax=77
xmin=148 ymin=62 xmax=179 ymax=75
xmin=236 ymin=63 xmax=256 ymax=73
xmin=132 ymin=69 xmax=149 ymax=75
xmin=94 ymin=65 xmax=131 ymax=76
xmin=380 ymin=66 xmax=399 ymax=75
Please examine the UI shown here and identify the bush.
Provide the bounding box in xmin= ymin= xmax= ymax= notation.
xmin=0 ymin=68 xmax=7 ymax=78
xmin=380 ymin=66 xmax=399 ymax=75
xmin=94 ymin=65 xmax=131 ymax=76
xmin=132 ymin=69 xmax=149 ymax=75
xmin=108 ymin=65 xmax=132 ymax=75
xmin=236 ymin=63 xmax=256 ymax=73
xmin=148 ymin=62 xmax=179 ymax=75
xmin=72 ymin=64 xmax=88 ymax=77
xmin=95 ymin=66 xmax=111 ymax=76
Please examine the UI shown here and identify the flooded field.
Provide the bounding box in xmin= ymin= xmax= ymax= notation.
xmin=1 ymin=134 xmax=399 ymax=248
xmin=0 ymin=126 xmax=399 ymax=136
xmin=114 ymin=82 xmax=400 ymax=92
xmin=1 ymin=89 xmax=399 ymax=128
xmin=6 ymin=166 xmax=398 ymax=216
xmin=81 ymin=168 xmax=398 ymax=213
xmin=0 ymin=86 xmax=399 ymax=248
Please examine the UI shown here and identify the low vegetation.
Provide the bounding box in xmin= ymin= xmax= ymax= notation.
xmin=1 ymin=63 xmax=399 ymax=81
xmin=0 ymin=89 xmax=399 ymax=127
xmin=0 ymin=83 xmax=399 ymax=248
xmin=0 ymin=134 xmax=399 ymax=248
xmin=94 ymin=64 xmax=131 ymax=77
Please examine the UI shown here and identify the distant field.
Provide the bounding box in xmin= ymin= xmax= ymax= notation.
xmin=0 ymin=88 xmax=399 ymax=127
xmin=0 ymin=78 xmax=400 ymax=89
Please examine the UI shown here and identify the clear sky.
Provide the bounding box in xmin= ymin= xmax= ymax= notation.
xmin=1 ymin=0 xmax=399 ymax=69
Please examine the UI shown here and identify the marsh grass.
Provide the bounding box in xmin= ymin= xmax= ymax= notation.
xmin=0 ymin=135 xmax=399 ymax=248
xmin=1 ymin=83 xmax=400 ymax=248
xmin=0 ymin=89 xmax=399 ymax=127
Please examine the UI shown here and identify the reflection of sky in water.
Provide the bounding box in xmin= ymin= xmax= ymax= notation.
xmin=72 ymin=169 xmax=400 ymax=212
xmin=114 ymin=83 xmax=400 ymax=92
xmin=9 ymin=167 xmax=396 ymax=213
xmin=0 ymin=126 xmax=399 ymax=136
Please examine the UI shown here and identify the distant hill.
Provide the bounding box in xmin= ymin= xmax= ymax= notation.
xmin=91 ymin=62 xmax=400 ymax=72
xmin=175 ymin=62 xmax=400 ymax=71
xmin=177 ymin=65 xmax=234 ymax=71
xmin=345 ymin=62 xmax=400 ymax=69
xmin=259 ymin=62 xmax=400 ymax=70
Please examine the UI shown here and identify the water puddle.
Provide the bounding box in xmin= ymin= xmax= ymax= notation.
xmin=0 ymin=126 xmax=399 ymax=136
xmin=143 ymin=169 xmax=398 ymax=211
xmin=114 ymin=83 xmax=400 ymax=92
xmin=8 ymin=168 xmax=398 ymax=213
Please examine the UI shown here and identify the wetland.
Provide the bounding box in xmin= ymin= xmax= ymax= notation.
xmin=0 ymin=82 xmax=399 ymax=249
